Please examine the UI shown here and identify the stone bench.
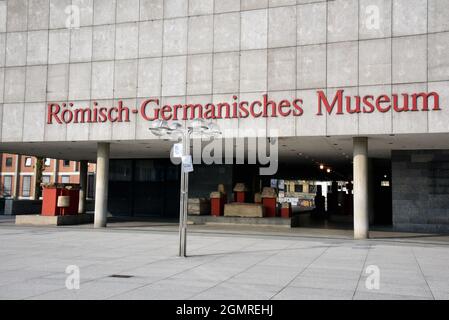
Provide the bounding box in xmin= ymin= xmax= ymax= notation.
xmin=224 ymin=203 xmax=265 ymax=218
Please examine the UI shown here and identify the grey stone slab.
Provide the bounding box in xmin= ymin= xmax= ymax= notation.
xmin=327 ymin=41 xmax=358 ymax=87
xmin=269 ymin=6 xmax=296 ymax=48
xmin=6 ymin=0 xmax=27 ymax=32
xmin=214 ymin=12 xmax=240 ymax=52
xmin=269 ymin=0 xmax=296 ymax=7
xmin=116 ymin=23 xmax=139 ymax=60
xmin=164 ymin=0 xmax=188 ymax=18
xmin=27 ymin=31 xmax=49 ymax=65
xmin=393 ymin=0 xmax=427 ymax=36
xmin=240 ymin=49 xmax=268 ymax=93
xmin=213 ymin=52 xmax=240 ymax=94
xmin=214 ymin=0 xmax=240 ymax=13
xmin=353 ymin=291 xmax=433 ymax=300
xmin=192 ymin=282 xmax=282 ymax=300
xmin=188 ymin=15 xmax=213 ymax=55
xmin=6 ymin=32 xmax=27 ymax=67
xmin=94 ymin=0 xmax=117 ymax=25
xmin=241 ymin=9 xmax=268 ymax=50
xmin=47 ymin=64 xmax=69 ymax=101
xmin=29 ymin=278 xmax=144 ymax=300
xmin=0 ymin=69 xmax=4 ymax=103
xmin=139 ymin=20 xmax=163 ymax=58
xmin=140 ymin=0 xmax=163 ymax=20
xmin=113 ymin=280 xmax=210 ymax=300
xmin=297 ymin=44 xmax=326 ymax=89
xmin=25 ymin=66 xmax=48 ymax=102
xmin=187 ymin=54 xmax=213 ymax=95
xmin=49 ymin=30 xmax=70 ymax=65
xmin=70 ymin=27 xmax=93 ymax=63
xmin=429 ymin=0 xmax=449 ymax=33
xmin=137 ymin=58 xmax=162 ymax=97
xmin=163 ymin=18 xmax=188 ymax=56
xmin=0 ymin=34 xmax=5 ymax=67
xmin=114 ymin=60 xmax=138 ymax=98
xmin=290 ymin=275 xmax=359 ymax=291
xmin=297 ymin=2 xmax=326 ymax=45
xmin=92 ymin=25 xmax=115 ymax=61
xmin=189 ymin=0 xmax=214 ymax=16
xmin=116 ymin=0 xmax=139 ymax=23
xmin=4 ymin=67 xmax=26 ymax=103
xmin=0 ymin=278 xmax=66 ymax=300
xmin=359 ymin=38 xmax=391 ymax=86
xmin=92 ymin=61 xmax=114 ymax=100
xmin=69 ymin=63 xmax=92 ymax=100
xmin=0 ymin=1 xmax=7 ymax=32
xmin=356 ymin=280 xmax=434 ymax=299
xmin=49 ymin=0 xmax=71 ymax=29
xmin=242 ymin=0 xmax=268 ymax=11
xmin=392 ymin=35 xmax=427 ymax=84
xmin=162 ymin=56 xmax=187 ymax=96
xmin=72 ymin=0 xmax=94 ymax=27
xmin=272 ymin=286 xmax=354 ymax=300
xmin=268 ymin=47 xmax=296 ymax=91
xmin=429 ymin=32 xmax=449 ymax=82
xmin=327 ymin=0 xmax=358 ymax=42
xmin=359 ymin=0 xmax=392 ymax=39
xmin=228 ymin=265 xmax=299 ymax=286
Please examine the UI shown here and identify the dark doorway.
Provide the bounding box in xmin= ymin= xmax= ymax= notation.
xmin=108 ymin=159 xmax=180 ymax=218
xmin=372 ymin=159 xmax=392 ymax=225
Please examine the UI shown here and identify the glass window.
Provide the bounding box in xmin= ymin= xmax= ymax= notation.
xmin=3 ymin=176 xmax=12 ymax=197
xmin=44 ymin=158 xmax=51 ymax=166
xmin=294 ymin=184 xmax=303 ymax=193
xmin=24 ymin=157 xmax=32 ymax=167
xmin=61 ymin=175 xmax=70 ymax=184
xmin=22 ymin=176 xmax=31 ymax=197
xmin=63 ymin=160 xmax=70 ymax=167
xmin=5 ymin=157 xmax=13 ymax=167
xmin=309 ymin=184 xmax=317 ymax=194
xmin=135 ymin=160 xmax=166 ymax=182
xmin=87 ymin=174 xmax=95 ymax=199
xmin=42 ymin=176 xmax=51 ymax=184
xmin=166 ymin=166 xmax=179 ymax=181
xmin=110 ymin=160 xmax=133 ymax=181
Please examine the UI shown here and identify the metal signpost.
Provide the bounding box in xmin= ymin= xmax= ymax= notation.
xmin=150 ymin=119 xmax=221 ymax=257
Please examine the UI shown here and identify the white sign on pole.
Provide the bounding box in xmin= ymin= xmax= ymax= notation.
xmin=172 ymin=143 xmax=183 ymax=158
xmin=181 ymin=155 xmax=194 ymax=173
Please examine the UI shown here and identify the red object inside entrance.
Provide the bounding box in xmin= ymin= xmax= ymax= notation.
xmin=262 ymin=198 xmax=277 ymax=217
xmin=234 ymin=191 xmax=246 ymax=203
xmin=41 ymin=186 xmax=79 ymax=216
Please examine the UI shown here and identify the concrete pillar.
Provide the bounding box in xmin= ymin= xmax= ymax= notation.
xmin=53 ymin=159 xmax=59 ymax=184
xmin=94 ymin=143 xmax=109 ymax=228
xmin=78 ymin=160 xmax=88 ymax=214
xmin=353 ymin=137 xmax=369 ymax=239
xmin=32 ymin=158 xmax=39 ymax=200
xmin=13 ymin=155 xmax=21 ymax=199
xmin=368 ymin=159 xmax=375 ymax=225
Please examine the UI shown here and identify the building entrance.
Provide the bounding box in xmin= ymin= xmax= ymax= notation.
xmin=108 ymin=159 xmax=180 ymax=218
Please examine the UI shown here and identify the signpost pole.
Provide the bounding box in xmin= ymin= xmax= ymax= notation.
xmin=179 ymin=130 xmax=191 ymax=257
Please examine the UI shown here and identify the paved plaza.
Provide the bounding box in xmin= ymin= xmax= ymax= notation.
xmin=0 ymin=220 xmax=448 ymax=300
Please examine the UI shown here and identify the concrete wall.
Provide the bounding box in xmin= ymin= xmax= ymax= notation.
xmin=3 ymin=199 xmax=42 ymax=215
xmin=0 ymin=0 xmax=449 ymax=142
xmin=392 ymin=150 xmax=449 ymax=233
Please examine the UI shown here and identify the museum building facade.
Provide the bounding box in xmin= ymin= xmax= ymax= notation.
xmin=1 ymin=0 xmax=449 ymax=235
